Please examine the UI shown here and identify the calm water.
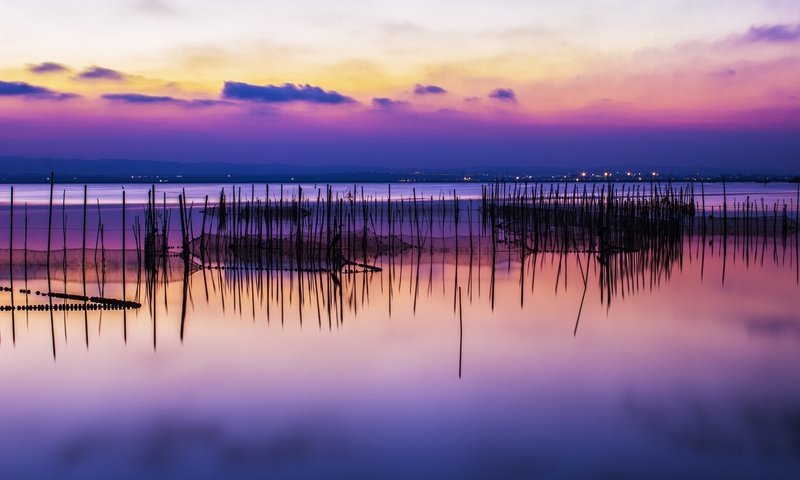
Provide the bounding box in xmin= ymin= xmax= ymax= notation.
xmin=0 ymin=182 xmax=798 ymax=479
xmin=0 ymin=181 xmax=797 ymax=208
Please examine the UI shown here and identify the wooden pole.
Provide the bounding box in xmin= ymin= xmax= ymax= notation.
xmin=47 ymin=173 xmax=56 ymax=358
xmin=82 ymin=185 xmax=88 ymax=347
xmin=46 ymin=173 xmax=54 ymax=279
xmin=122 ymin=188 xmax=127 ymax=342
xmin=9 ymin=186 xmax=15 ymax=343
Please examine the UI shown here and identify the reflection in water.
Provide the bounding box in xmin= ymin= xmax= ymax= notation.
xmin=2 ymin=228 xmax=794 ymax=350
xmin=0 ymin=182 xmax=799 ymax=479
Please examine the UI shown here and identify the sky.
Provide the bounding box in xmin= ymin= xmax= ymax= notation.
xmin=1 ymin=0 xmax=799 ymax=171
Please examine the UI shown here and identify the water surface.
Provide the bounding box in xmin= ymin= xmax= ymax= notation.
xmin=0 ymin=182 xmax=798 ymax=479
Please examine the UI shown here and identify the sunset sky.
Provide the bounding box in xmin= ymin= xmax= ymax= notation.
xmin=1 ymin=0 xmax=799 ymax=170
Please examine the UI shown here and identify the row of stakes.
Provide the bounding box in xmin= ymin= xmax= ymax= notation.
xmin=0 ymin=285 xmax=141 ymax=312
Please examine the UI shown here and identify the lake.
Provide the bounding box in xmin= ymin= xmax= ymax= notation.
xmin=0 ymin=182 xmax=798 ymax=479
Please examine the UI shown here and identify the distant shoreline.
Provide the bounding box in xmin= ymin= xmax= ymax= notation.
xmin=1 ymin=176 xmax=798 ymax=185
xmin=0 ymin=156 xmax=797 ymax=184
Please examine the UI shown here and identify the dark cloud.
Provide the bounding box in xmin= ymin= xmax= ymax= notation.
xmin=0 ymin=80 xmax=78 ymax=100
xmin=489 ymin=88 xmax=517 ymax=102
xmin=76 ymin=66 xmax=126 ymax=81
xmin=28 ymin=62 xmax=69 ymax=74
xmin=740 ymin=24 xmax=800 ymax=43
xmin=102 ymin=93 xmax=226 ymax=107
xmin=186 ymin=99 xmax=231 ymax=108
xmin=103 ymin=93 xmax=179 ymax=104
xmin=371 ymin=97 xmax=408 ymax=109
xmin=414 ymin=84 xmax=447 ymax=95
xmin=222 ymin=81 xmax=355 ymax=104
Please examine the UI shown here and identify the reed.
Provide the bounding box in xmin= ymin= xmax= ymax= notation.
xmin=0 ymin=181 xmax=796 ymax=324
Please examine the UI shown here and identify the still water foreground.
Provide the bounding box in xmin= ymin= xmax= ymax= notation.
xmin=0 ymin=182 xmax=798 ymax=479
